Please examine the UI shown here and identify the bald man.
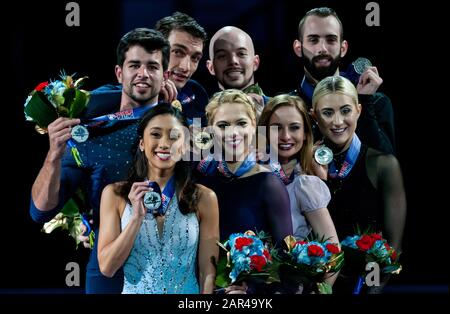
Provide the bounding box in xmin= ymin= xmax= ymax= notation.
xmin=207 ymin=26 xmax=269 ymax=119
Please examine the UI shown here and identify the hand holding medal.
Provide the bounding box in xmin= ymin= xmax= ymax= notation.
xmin=143 ymin=182 xmax=162 ymax=214
xmin=145 ymin=176 xmax=176 ymax=216
xmin=24 ymin=71 xmax=90 ymax=166
xmin=128 ymin=181 xmax=155 ymax=219
xmin=344 ymin=57 xmax=372 ymax=86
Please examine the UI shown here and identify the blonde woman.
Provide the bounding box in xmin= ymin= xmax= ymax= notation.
xmin=195 ymin=89 xmax=292 ymax=245
xmin=312 ymin=76 xmax=406 ymax=293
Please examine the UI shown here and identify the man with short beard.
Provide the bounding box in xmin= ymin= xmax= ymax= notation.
xmin=291 ymin=7 xmax=396 ymax=155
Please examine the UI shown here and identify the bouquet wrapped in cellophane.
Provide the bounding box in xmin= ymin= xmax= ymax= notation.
xmin=277 ymin=235 xmax=344 ymax=294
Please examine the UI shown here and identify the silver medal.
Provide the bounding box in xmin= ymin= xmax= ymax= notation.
xmin=314 ymin=145 xmax=333 ymax=165
xmin=194 ymin=131 xmax=213 ymax=150
xmin=71 ymin=125 xmax=89 ymax=143
xmin=143 ymin=191 xmax=162 ymax=211
xmin=352 ymin=57 xmax=372 ymax=75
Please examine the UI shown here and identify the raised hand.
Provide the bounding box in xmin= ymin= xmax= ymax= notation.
xmin=46 ymin=117 xmax=80 ymax=162
xmin=356 ymin=66 xmax=383 ymax=95
xmin=160 ymin=76 xmax=178 ymax=103
xmin=128 ymin=181 xmax=152 ymax=220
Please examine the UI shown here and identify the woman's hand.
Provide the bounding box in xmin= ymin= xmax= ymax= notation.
xmin=128 ymin=181 xmax=152 ymax=220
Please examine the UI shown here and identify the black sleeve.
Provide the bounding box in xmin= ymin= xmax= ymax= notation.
xmin=260 ymin=173 xmax=293 ymax=246
xmin=357 ymin=92 xmax=396 ymax=155
xmin=367 ymin=151 xmax=406 ymax=252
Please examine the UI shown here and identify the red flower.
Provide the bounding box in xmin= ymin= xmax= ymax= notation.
xmin=326 ymin=243 xmax=340 ymax=254
xmin=250 ymin=255 xmax=267 ymax=271
xmin=34 ymin=81 xmax=48 ymax=92
xmin=235 ymin=237 xmax=253 ymax=251
xmin=356 ymin=235 xmax=376 ymax=251
xmin=295 ymin=240 xmax=307 ymax=246
xmin=263 ymin=249 xmax=272 ymax=261
xmin=370 ymin=233 xmax=382 ymax=241
xmin=391 ymin=250 xmax=397 ymax=260
xmin=308 ymin=244 xmax=325 ymax=257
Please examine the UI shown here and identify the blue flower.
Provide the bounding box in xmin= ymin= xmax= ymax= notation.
xmin=341 ymin=235 xmax=360 ymax=249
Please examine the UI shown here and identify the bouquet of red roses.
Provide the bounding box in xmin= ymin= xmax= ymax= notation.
xmin=340 ymin=228 xmax=401 ymax=294
xmin=214 ymin=230 xmax=277 ymax=289
xmin=278 ymin=235 xmax=344 ymax=294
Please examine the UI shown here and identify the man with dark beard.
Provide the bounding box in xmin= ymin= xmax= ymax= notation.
xmin=291 ymin=7 xmax=396 ymax=154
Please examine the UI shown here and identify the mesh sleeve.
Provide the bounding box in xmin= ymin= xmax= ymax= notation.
xmin=261 ymin=173 xmax=293 ymax=245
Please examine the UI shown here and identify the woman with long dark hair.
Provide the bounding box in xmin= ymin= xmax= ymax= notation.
xmin=98 ymin=103 xmax=219 ymax=294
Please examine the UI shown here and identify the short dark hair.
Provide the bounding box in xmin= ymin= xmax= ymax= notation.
xmin=116 ymin=28 xmax=170 ymax=70
xmin=155 ymin=12 xmax=207 ymax=44
xmin=298 ymin=7 xmax=344 ymax=42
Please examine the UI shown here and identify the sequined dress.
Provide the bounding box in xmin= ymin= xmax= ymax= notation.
xmin=121 ymin=197 xmax=200 ymax=294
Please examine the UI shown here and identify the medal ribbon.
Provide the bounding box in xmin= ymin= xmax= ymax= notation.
xmin=217 ymin=153 xmax=256 ymax=178
xmin=300 ymin=77 xmax=315 ymax=102
xmin=269 ymin=161 xmax=299 ymax=185
xmin=197 ymin=153 xmax=257 ymax=178
xmin=69 ymin=103 xmax=157 ymax=167
xmin=196 ymin=154 xmax=217 ymax=175
xmin=147 ymin=176 xmax=176 ymax=216
xmin=328 ymin=134 xmax=361 ymax=179
xmin=81 ymin=102 xmax=158 ymax=130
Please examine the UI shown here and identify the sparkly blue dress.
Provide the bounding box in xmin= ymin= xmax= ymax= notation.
xmin=30 ymin=120 xmax=139 ymax=293
xmin=121 ymin=197 xmax=200 ymax=294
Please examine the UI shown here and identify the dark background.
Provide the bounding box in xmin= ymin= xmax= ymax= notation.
xmin=2 ymin=0 xmax=445 ymax=293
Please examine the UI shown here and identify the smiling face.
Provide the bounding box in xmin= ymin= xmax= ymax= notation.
xmin=207 ymin=27 xmax=260 ymax=90
xmin=139 ymin=113 xmax=186 ymax=173
xmin=115 ymin=45 xmax=164 ymax=108
xmin=167 ymin=30 xmax=204 ymax=89
xmin=211 ymin=102 xmax=256 ymax=162
xmin=269 ymin=106 xmax=305 ymax=164
xmin=293 ymin=15 xmax=348 ymax=82
xmin=314 ymin=93 xmax=361 ymax=151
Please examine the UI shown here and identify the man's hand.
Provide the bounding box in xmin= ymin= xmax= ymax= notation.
xmin=247 ymin=93 xmax=265 ymax=121
xmin=160 ymin=78 xmax=178 ymax=103
xmin=356 ymin=66 xmax=383 ymax=95
xmin=77 ymin=219 xmax=93 ymax=249
xmin=47 ymin=117 xmax=80 ymax=162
